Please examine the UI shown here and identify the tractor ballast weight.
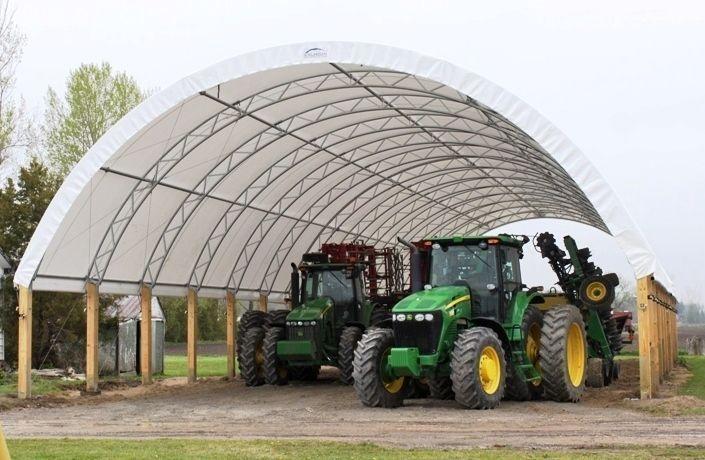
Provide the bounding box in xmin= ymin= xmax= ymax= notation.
xmin=353 ymin=232 xmax=623 ymax=409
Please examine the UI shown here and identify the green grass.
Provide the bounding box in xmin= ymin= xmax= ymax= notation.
xmin=162 ymin=354 xmax=228 ymax=378
xmin=679 ymin=355 xmax=705 ymax=400
xmin=6 ymin=439 xmax=705 ymax=460
xmin=0 ymin=373 xmax=83 ymax=397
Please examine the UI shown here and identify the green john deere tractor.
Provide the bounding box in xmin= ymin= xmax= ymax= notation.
xmin=353 ymin=233 xmax=620 ymax=409
xmin=238 ymin=246 xmax=402 ymax=387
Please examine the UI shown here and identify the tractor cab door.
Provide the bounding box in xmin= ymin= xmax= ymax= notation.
xmin=318 ymin=269 xmax=356 ymax=331
xmin=498 ymin=246 xmax=522 ymax=322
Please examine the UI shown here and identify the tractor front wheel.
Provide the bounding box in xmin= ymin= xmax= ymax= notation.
xmin=240 ymin=327 xmax=266 ymax=387
xmin=539 ymin=305 xmax=587 ymax=402
xmin=451 ymin=327 xmax=506 ymax=409
xmin=263 ymin=326 xmax=288 ymax=385
xmin=353 ymin=328 xmax=407 ymax=408
xmin=339 ymin=326 xmax=363 ymax=384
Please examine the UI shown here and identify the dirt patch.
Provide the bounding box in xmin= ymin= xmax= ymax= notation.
xmin=3 ymin=362 xmax=705 ymax=449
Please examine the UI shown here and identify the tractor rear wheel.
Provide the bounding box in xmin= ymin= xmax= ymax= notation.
xmin=266 ymin=309 xmax=289 ymax=328
xmin=338 ymin=326 xmax=363 ymax=384
xmin=263 ymin=326 xmax=288 ymax=385
xmin=427 ymin=376 xmax=454 ymax=400
xmin=353 ymin=328 xmax=408 ymax=408
xmin=240 ymin=326 xmax=266 ymax=386
xmin=370 ymin=305 xmax=392 ymax=328
xmin=237 ymin=310 xmax=268 ymax=374
xmin=505 ymin=305 xmax=544 ymax=401
xmin=539 ymin=305 xmax=587 ymax=402
xmin=451 ymin=327 xmax=506 ymax=409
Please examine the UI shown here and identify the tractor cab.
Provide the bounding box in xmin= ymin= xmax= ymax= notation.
xmin=422 ymin=235 xmax=527 ymax=323
xmin=294 ymin=255 xmax=366 ymax=332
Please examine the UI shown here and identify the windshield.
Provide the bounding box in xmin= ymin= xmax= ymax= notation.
xmin=430 ymin=244 xmax=499 ymax=317
xmin=430 ymin=245 xmax=497 ymax=289
xmin=303 ymin=269 xmax=354 ymax=305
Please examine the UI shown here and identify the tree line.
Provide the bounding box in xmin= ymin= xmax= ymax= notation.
xmin=0 ymin=2 xmax=225 ymax=369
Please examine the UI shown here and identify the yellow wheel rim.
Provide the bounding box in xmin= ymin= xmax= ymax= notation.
xmin=585 ymin=281 xmax=607 ymax=302
xmin=566 ymin=323 xmax=586 ymax=387
xmin=381 ymin=347 xmax=405 ymax=394
xmin=526 ymin=323 xmax=542 ymax=386
xmin=478 ymin=345 xmax=502 ymax=395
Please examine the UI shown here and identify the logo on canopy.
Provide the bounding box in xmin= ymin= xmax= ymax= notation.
xmin=304 ymin=47 xmax=328 ymax=58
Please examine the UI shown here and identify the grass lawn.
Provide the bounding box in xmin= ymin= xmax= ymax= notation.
xmin=6 ymin=439 xmax=705 ymax=460
xmin=162 ymin=354 xmax=228 ymax=378
xmin=0 ymin=373 xmax=83 ymax=397
xmin=680 ymin=355 xmax=705 ymax=399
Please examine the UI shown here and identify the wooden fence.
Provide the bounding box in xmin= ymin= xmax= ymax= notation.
xmin=637 ymin=274 xmax=678 ymax=398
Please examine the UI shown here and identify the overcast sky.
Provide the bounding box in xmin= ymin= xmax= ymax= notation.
xmin=10 ymin=0 xmax=705 ymax=302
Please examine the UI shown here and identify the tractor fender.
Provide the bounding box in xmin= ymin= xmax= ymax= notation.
xmin=469 ymin=317 xmax=512 ymax=361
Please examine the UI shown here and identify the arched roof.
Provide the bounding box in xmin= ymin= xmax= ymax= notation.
xmin=15 ymin=42 xmax=669 ymax=299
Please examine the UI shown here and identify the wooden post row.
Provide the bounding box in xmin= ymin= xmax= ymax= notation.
xmin=86 ymin=282 xmax=100 ymax=393
xmin=140 ymin=285 xmax=153 ymax=385
xmin=187 ymin=287 xmax=198 ymax=383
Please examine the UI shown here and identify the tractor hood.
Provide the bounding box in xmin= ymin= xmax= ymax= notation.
xmin=393 ymin=285 xmax=470 ymax=313
xmin=286 ymin=297 xmax=333 ymax=322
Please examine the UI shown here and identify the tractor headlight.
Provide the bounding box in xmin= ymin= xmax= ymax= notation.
xmin=395 ymin=313 xmax=406 ymax=322
xmin=424 ymin=313 xmax=434 ymax=321
xmin=303 ymin=321 xmax=310 ymax=326
xmin=310 ymin=321 xmax=316 ymax=326
xmin=297 ymin=321 xmax=303 ymax=326
xmin=414 ymin=313 xmax=425 ymax=321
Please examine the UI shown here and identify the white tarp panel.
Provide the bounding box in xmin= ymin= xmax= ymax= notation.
xmin=14 ymin=42 xmax=671 ymax=297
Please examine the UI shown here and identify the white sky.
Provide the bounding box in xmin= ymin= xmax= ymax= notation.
xmin=10 ymin=0 xmax=705 ymax=302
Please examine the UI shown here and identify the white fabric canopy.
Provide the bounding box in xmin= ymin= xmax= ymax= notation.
xmin=15 ymin=42 xmax=670 ymax=299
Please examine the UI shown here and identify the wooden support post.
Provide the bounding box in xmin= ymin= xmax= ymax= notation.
xmin=637 ymin=275 xmax=656 ymax=398
xmin=17 ymin=286 xmax=32 ymax=399
xmin=258 ymin=293 xmax=268 ymax=313
xmin=187 ymin=288 xmax=198 ymax=383
xmin=0 ymin=421 xmax=10 ymax=460
xmin=226 ymin=291 xmax=236 ymax=380
xmin=140 ymin=284 xmax=153 ymax=385
xmin=86 ymin=282 xmax=100 ymax=393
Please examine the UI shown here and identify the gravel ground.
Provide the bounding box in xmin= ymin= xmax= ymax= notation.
xmin=3 ymin=361 xmax=705 ymax=449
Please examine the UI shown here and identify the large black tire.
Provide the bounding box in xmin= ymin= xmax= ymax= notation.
xmin=427 ymin=376 xmax=454 ymax=400
xmin=237 ymin=310 xmax=268 ymax=374
xmin=451 ymin=327 xmax=507 ymax=409
xmin=579 ymin=275 xmax=615 ymax=309
xmin=505 ymin=305 xmax=544 ymax=401
xmin=370 ymin=305 xmax=392 ymax=328
xmin=240 ymin=327 xmax=266 ymax=387
xmin=353 ymin=328 xmax=408 ymax=408
xmin=263 ymin=326 xmax=288 ymax=385
xmin=338 ymin=326 xmax=363 ymax=384
xmin=539 ymin=305 xmax=587 ymax=402
xmin=267 ymin=309 xmax=289 ymax=328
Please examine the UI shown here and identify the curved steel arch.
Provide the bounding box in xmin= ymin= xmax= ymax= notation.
xmin=257 ymin=152 xmax=600 ymax=293
xmin=140 ymin=83 xmax=567 ymax=286
xmin=90 ymin=73 xmax=483 ymax=283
